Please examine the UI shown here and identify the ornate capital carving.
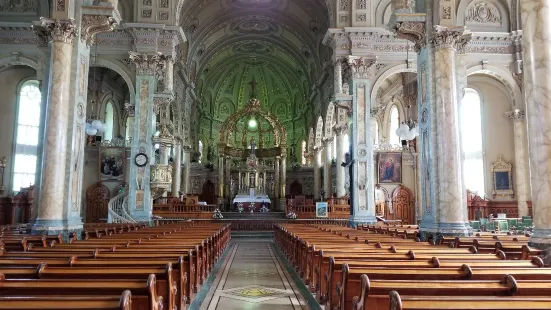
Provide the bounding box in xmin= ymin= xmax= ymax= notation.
xmin=393 ymin=21 xmax=426 ymax=52
xmin=506 ymin=109 xmax=525 ymax=120
xmin=431 ymin=26 xmax=467 ymax=51
xmin=124 ymin=102 xmax=135 ymax=117
xmin=129 ymin=52 xmax=168 ymax=76
xmin=153 ymin=94 xmax=174 ymax=115
xmin=81 ymin=14 xmax=119 ymax=46
xmin=347 ymin=57 xmax=377 ymax=79
xmin=335 ymin=124 xmax=349 ymax=135
xmin=33 ymin=18 xmax=77 ymax=45
xmin=371 ymin=106 xmax=385 ymax=118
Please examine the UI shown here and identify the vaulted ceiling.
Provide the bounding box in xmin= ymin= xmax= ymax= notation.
xmin=179 ymin=0 xmax=330 ymax=149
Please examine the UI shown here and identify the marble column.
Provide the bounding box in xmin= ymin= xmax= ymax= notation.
xmin=32 ymin=19 xmax=77 ymax=234
xmin=313 ymin=150 xmax=322 ymax=200
xmin=521 ymin=0 xmax=551 ymax=249
xmin=335 ymin=126 xmax=347 ymax=197
xmin=506 ymin=110 xmax=530 ymax=217
xmin=274 ymin=156 xmax=280 ymax=199
xmin=217 ymin=156 xmax=225 ymax=207
xmin=323 ymin=140 xmax=333 ymax=199
xmin=456 ymin=39 xmax=469 ymax=226
xmin=182 ymin=146 xmax=191 ymax=194
xmin=128 ymin=52 xmax=166 ymax=221
xmin=171 ymin=141 xmax=181 ymax=198
xmin=348 ymin=57 xmax=377 ymax=225
xmin=430 ymin=26 xmax=470 ymax=234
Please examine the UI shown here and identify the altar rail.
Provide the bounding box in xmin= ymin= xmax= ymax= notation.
xmin=153 ymin=218 xmax=350 ymax=231
xmin=153 ymin=203 xmax=218 ymax=219
xmin=289 ymin=204 xmax=350 ymax=219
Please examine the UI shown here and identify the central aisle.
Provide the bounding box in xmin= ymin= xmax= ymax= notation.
xmin=199 ymin=240 xmax=310 ymax=310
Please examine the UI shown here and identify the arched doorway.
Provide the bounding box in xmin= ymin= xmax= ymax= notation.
xmin=391 ymin=185 xmax=415 ymax=225
xmin=86 ymin=183 xmax=110 ymax=223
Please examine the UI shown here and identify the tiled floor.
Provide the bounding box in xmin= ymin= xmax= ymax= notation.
xmin=200 ymin=239 xmax=310 ymax=310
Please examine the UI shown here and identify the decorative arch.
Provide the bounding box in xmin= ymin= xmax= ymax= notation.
xmin=375 ymin=0 xmax=393 ymax=27
xmin=374 ymin=184 xmax=390 ymax=216
xmin=325 ymin=102 xmax=335 ymax=139
xmin=0 ymin=56 xmax=39 ymax=72
xmin=90 ymin=58 xmax=135 ymax=104
xmin=382 ymin=97 xmax=406 ymax=143
xmin=371 ymin=64 xmax=417 ymax=106
xmin=218 ymin=98 xmax=287 ymax=147
xmin=315 ymin=115 xmax=324 ymax=148
xmin=466 ymin=65 xmax=521 ymax=108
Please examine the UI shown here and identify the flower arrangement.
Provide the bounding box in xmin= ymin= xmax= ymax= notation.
xmin=260 ymin=205 xmax=270 ymax=213
xmin=212 ymin=209 xmax=223 ymax=219
xmin=237 ymin=203 xmax=244 ymax=213
xmin=286 ymin=210 xmax=297 ymax=219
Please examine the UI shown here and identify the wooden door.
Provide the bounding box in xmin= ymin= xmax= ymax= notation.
xmin=391 ymin=185 xmax=414 ymax=225
xmin=200 ymin=181 xmax=216 ymax=205
xmin=86 ymin=183 xmax=110 ymax=223
xmin=290 ymin=181 xmax=303 ymax=196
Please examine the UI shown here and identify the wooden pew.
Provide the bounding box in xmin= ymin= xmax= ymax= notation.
xmin=0 ymin=290 xmax=133 ymax=309
xmin=0 ymin=273 xmax=162 ymax=310
xmin=386 ymin=291 xmax=551 ymax=310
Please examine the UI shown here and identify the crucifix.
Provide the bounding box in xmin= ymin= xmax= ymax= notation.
xmin=249 ymin=78 xmax=258 ymax=98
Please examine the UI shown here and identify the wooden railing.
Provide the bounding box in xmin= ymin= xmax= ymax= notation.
xmin=152 ymin=203 xmax=218 ymax=219
xmin=153 ymin=218 xmax=350 ymax=231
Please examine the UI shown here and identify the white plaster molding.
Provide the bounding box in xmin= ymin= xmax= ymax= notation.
xmin=466 ymin=64 xmax=521 ymax=108
xmin=0 ymin=54 xmax=38 ymax=70
xmin=92 ymin=57 xmax=136 ymax=104
xmin=371 ymin=63 xmax=416 ymax=106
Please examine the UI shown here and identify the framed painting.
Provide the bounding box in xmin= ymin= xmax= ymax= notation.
xmin=377 ymin=152 xmax=402 ymax=184
xmin=99 ymin=147 xmax=125 ymax=182
xmin=316 ymin=202 xmax=328 ymax=218
xmin=491 ymin=156 xmax=514 ymax=198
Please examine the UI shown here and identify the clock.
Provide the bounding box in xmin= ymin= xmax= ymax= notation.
xmin=135 ymin=153 xmax=148 ymax=167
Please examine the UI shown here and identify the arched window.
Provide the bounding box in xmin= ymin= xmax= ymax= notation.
xmin=198 ymin=140 xmax=203 ymax=163
xmin=104 ymin=100 xmax=114 ymax=141
xmin=13 ymin=80 xmax=41 ymax=191
xmin=373 ymin=121 xmax=379 ymax=144
xmin=460 ymin=88 xmax=485 ymax=196
xmin=389 ymin=105 xmax=400 ymax=145
xmin=301 ymin=140 xmax=307 ymax=165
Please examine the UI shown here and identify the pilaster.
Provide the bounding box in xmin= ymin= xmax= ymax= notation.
xmin=348 ymin=56 xmax=377 ymax=225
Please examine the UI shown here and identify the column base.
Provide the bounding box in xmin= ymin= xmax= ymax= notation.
xmin=32 ymin=218 xmax=84 ymax=242
xmin=529 ymin=229 xmax=551 ymax=264
xmin=349 ymin=215 xmax=377 ymax=227
xmin=419 ymin=222 xmax=472 ymax=243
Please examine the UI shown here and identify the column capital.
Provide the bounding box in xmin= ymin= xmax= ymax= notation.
xmin=80 ymin=4 xmax=121 ymax=46
xmin=124 ymin=102 xmax=135 ymax=117
xmin=392 ymin=21 xmax=426 ymax=53
xmin=506 ymin=109 xmax=525 ymax=120
xmin=335 ymin=124 xmax=349 ymax=136
xmin=347 ymin=57 xmax=377 ymax=79
xmin=33 ymin=18 xmax=77 ymax=45
xmin=431 ymin=26 xmax=470 ymax=51
xmin=153 ymin=93 xmax=174 ymax=114
xmin=129 ymin=52 xmax=168 ymax=76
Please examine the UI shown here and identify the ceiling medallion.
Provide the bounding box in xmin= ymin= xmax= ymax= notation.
xmin=231 ymin=20 xmax=277 ymax=35
xmin=235 ymin=42 xmax=273 ymax=55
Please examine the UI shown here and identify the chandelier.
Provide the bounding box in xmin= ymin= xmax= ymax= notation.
xmin=395 ymin=99 xmax=419 ymax=141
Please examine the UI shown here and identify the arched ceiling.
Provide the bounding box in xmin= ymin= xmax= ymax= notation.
xmin=179 ymin=0 xmax=330 ymax=146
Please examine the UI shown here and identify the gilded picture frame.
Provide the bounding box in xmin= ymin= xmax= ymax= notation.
xmin=491 ymin=156 xmax=514 ymax=199
xmin=377 ymin=153 xmax=402 ymax=184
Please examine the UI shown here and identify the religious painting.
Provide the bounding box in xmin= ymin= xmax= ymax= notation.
xmin=316 ymin=202 xmax=328 ymax=218
xmin=378 ymin=153 xmax=402 ymax=184
xmin=491 ymin=156 xmax=513 ymax=198
xmin=99 ymin=147 xmax=125 ymax=182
